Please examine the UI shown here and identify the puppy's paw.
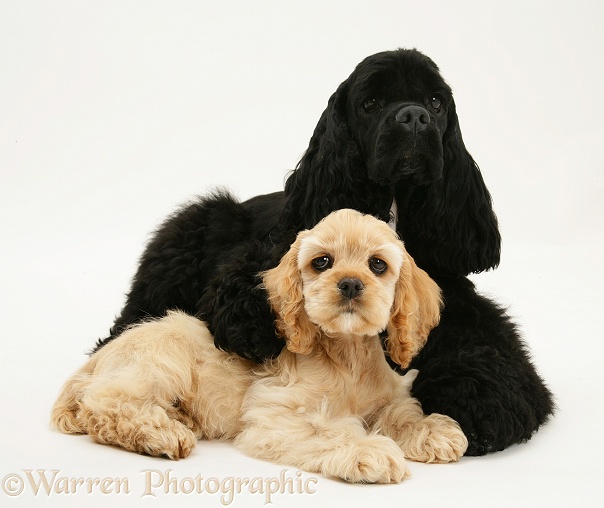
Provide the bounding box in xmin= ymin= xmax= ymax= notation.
xmin=341 ymin=435 xmax=410 ymax=484
xmin=403 ymin=413 xmax=468 ymax=463
xmin=51 ymin=408 xmax=86 ymax=434
xmin=137 ymin=421 xmax=198 ymax=460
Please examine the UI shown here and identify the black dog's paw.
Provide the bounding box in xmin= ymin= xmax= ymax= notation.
xmin=457 ymin=412 xmax=498 ymax=457
xmin=422 ymin=400 xmax=503 ymax=456
xmin=464 ymin=427 xmax=496 ymax=456
xmin=210 ymin=274 xmax=285 ymax=362
xmin=409 ymin=365 xmax=548 ymax=456
xmin=197 ymin=242 xmax=286 ymax=363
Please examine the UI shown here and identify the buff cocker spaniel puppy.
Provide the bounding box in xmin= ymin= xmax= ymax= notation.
xmin=52 ymin=209 xmax=467 ymax=483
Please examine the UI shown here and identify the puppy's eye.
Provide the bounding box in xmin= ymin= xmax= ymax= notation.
xmin=362 ymin=98 xmax=379 ymax=113
xmin=369 ymin=257 xmax=388 ymax=275
xmin=312 ymin=255 xmax=333 ymax=272
xmin=429 ymin=94 xmax=444 ymax=112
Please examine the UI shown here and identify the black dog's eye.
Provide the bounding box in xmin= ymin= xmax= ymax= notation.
xmin=362 ymin=98 xmax=379 ymax=113
xmin=312 ymin=255 xmax=333 ymax=272
xmin=429 ymin=94 xmax=444 ymax=113
xmin=369 ymin=257 xmax=388 ymax=275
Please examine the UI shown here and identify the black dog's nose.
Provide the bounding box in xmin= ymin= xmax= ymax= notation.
xmin=338 ymin=278 xmax=364 ymax=299
xmin=395 ymin=105 xmax=430 ymax=133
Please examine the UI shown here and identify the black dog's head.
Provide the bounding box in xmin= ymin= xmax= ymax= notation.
xmin=343 ymin=49 xmax=449 ymax=186
xmin=283 ymin=48 xmax=501 ymax=277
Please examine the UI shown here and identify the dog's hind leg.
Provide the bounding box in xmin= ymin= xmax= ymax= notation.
xmin=53 ymin=312 xmax=247 ymax=459
xmin=51 ymin=360 xmax=99 ymax=434
xmin=50 ymin=359 xmax=196 ymax=460
xmin=78 ymin=383 xmax=197 ymax=459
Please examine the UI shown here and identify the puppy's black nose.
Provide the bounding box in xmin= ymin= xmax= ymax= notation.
xmin=395 ymin=105 xmax=430 ymax=133
xmin=338 ymin=278 xmax=364 ymax=299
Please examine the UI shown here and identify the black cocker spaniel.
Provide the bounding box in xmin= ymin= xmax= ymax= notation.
xmin=94 ymin=48 xmax=554 ymax=456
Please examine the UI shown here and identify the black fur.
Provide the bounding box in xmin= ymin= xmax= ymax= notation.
xmin=402 ymin=277 xmax=554 ymax=455
xmin=94 ymin=49 xmax=554 ymax=455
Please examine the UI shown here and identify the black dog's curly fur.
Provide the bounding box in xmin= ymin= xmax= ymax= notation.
xmin=94 ymin=49 xmax=554 ymax=455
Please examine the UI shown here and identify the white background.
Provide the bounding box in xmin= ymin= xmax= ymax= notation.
xmin=1 ymin=1 xmax=603 ymax=506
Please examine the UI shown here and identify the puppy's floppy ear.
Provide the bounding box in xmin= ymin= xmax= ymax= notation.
xmin=261 ymin=232 xmax=318 ymax=355
xmin=386 ymin=252 xmax=442 ymax=369
xmin=400 ymin=99 xmax=501 ymax=276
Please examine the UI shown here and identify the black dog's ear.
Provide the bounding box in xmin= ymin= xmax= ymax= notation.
xmin=282 ymin=81 xmax=391 ymax=231
xmin=401 ymin=100 xmax=501 ymax=276
xmin=282 ymin=81 xmax=355 ymax=230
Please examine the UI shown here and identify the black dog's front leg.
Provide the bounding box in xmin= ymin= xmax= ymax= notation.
xmin=407 ymin=277 xmax=555 ymax=455
xmin=197 ymin=241 xmax=286 ymax=363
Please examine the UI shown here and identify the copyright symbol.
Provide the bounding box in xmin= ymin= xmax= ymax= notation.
xmin=2 ymin=474 xmax=24 ymax=496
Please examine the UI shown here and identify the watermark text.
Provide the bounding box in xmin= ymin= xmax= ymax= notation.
xmin=2 ymin=468 xmax=318 ymax=505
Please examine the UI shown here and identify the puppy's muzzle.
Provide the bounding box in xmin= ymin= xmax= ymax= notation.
xmin=338 ymin=277 xmax=364 ymax=299
xmin=395 ymin=105 xmax=430 ymax=134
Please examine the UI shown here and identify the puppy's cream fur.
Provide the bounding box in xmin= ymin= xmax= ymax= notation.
xmin=51 ymin=209 xmax=467 ymax=483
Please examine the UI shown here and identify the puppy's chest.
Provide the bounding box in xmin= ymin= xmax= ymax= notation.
xmin=342 ymin=373 xmax=393 ymax=417
xmin=307 ymin=366 xmax=394 ymax=418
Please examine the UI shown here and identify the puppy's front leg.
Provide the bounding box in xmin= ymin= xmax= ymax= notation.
xmin=373 ymin=370 xmax=468 ymax=463
xmin=235 ymin=399 xmax=409 ymax=483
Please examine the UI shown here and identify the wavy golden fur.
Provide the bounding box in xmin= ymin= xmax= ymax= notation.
xmin=51 ymin=209 xmax=467 ymax=483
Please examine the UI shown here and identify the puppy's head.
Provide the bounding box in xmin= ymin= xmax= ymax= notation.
xmin=262 ymin=209 xmax=442 ymax=368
